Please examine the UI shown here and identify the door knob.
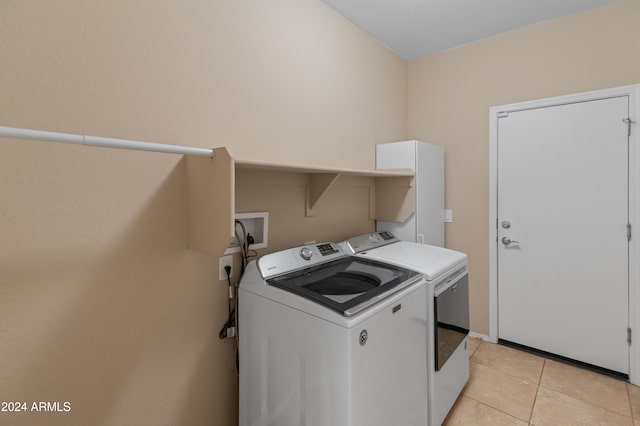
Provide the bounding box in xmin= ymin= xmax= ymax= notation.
xmin=501 ymin=237 xmax=520 ymax=246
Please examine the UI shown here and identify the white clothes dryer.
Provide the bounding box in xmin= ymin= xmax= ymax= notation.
xmin=342 ymin=232 xmax=469 ymax=426
xmin=238 ymin=242 xmax=429 ymax=426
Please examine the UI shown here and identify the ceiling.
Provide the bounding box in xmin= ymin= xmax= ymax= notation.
xmin=320 ymin=0 xmax=617 ymax=60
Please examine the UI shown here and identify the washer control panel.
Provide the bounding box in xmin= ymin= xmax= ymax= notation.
xmin=343 ymin=231 xmax=398 ymax=254
xmin=258 ymin=242 xmax=346 ymax=279
xmin=316 ymin=243 xmax=340 ymax=256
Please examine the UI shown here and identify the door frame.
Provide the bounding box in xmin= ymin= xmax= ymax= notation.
xmin=488 ymin=84 xmax=640 ymax=385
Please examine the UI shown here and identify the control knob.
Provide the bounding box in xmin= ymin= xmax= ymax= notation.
xmin=300 ymin=247 xmax=313 ymax=260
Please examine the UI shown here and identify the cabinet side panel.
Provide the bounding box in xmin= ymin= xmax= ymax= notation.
xmin=186 ymin=147 xmax=234 ymax=255
xmin=417 ymin=142 xmax=444 ymax=246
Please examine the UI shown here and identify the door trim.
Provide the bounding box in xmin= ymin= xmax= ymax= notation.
xmin=488 ymin=84 xmax=640 ymax=385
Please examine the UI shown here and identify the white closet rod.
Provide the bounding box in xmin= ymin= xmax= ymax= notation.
xmin=0 ymin=125 xmax=214 ymax=158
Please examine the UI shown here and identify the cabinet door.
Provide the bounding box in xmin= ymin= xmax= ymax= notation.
xmin=416 ymin=141 xmax=444 ymax=246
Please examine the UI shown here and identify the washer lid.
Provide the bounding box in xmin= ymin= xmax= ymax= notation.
xmin=266 ymin=256 xmax=421 ymax=317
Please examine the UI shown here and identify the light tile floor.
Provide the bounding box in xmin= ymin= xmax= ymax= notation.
xmin=444 ymin=337 xmax=640 ymax=426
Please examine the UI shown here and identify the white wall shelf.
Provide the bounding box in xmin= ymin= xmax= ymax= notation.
xmin=185 ymin=148 xmax=415 ymax=255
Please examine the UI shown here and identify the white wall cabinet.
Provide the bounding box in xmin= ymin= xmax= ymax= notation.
xmin=376 ymin=140 xmax=444 ymax=246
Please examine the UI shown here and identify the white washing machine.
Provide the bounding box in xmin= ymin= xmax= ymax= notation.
xmin=342 ymin=232 xmax=469 ymax=426
xmin=238 ymin=242 xmax=429 ymax=426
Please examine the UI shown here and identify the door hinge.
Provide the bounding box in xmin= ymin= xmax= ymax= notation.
xmin=628 ymin=223 xmax=632 ymax=241
xmin=498 ymin=111 xmax=509 ymax=118
xmin=628 ymin=327 xmax=632 ymax=345
xmin=623 ymin=118 xmax=635 ymax=137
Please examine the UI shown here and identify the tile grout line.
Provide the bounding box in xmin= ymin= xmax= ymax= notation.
xmin=460 ymin=393 xmax=530 ymax=424
xmin=546 ymin=359 xmax=633 ymax=419
xmin=527 ymin=358 xmax=546 ymax=425
xmin=464 ymin=351 xmax=540 ymax=424
xmin=534 ymin=358 xmax=634 ymax=421
xmin=626 ymin=383 xmax=634 ymax=422
xmin=463 ymin=343 xmax=525 ymax=423
xmin=467 ymin=340 xmax=543 ymax=424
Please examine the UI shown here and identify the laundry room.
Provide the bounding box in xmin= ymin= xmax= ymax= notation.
xmin=2 ymin=0 xmax=640 ymax=425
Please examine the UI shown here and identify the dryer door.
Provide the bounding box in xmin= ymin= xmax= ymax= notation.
xmin=434 ymin=272 xmax=469 ymax=370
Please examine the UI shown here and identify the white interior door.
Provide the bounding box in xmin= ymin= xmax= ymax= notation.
xmin=497 ymin=96 xmax=629 ymax=374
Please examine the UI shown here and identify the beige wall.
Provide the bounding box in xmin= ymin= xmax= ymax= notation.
xmin=0 ymin=1 xmax=406 ymax=425
xmin=408 ymin=0 xmax=640 ymax=335
xmin=5 ymin=0 xmax=639 ymax=423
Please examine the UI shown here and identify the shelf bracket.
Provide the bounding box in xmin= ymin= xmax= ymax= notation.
xmin=306 ymin=173 xmax=340 ymax=217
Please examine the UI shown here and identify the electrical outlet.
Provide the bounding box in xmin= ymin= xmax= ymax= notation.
xmin=219 ymin=255 xmax=233 ymax=281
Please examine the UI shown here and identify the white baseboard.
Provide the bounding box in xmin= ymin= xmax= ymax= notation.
xmin=469 ymin=331 xmax=494 ymax=343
